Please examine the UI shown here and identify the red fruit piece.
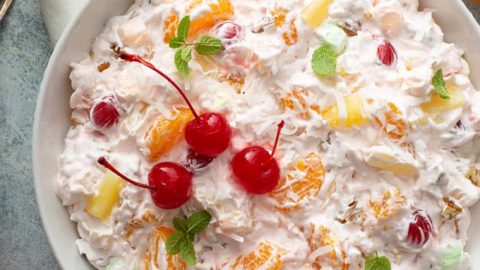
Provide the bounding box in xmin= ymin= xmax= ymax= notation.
xmin=231 ymin=121 xmax=285 ymax=195
xmin=148 ymin=162 xmax=193 ymax=209
xmin=407 ymin=210 xmax=433 ymax=247
xmin=184 ymin=148 xmax=214 ymax=171
xmin=116 ymin=49 xmax=232 ymax=158
xmin=90 ymin=96 xmax=120 ymax=129
xmin=185 ymin=113 xmax=232 ymax=158
xmin=213 ymin=21 xmax=242 ymax=46
xmin=98 ymin=157 xmax=192 ymax=210
xmin=377 ymin=40 xmax=397 ymax=66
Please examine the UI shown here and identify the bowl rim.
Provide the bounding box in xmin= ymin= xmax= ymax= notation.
xmin=32 ymin=0 xmax=480 ymax=269
xmin=33 ymin=1 xmax=103 ymax=268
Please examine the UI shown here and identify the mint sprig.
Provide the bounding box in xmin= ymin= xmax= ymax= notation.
xmin=165 ymin=210 xmax=212 ymax=265
xmin=365 ymin=253 xmax=391 ymax=270
xmin=432 ymin=69 xmax=450 ymax=100
xmin=169 ymin=16 xmax=223 ymax=75
xmin=312 ymin=43 xmax=337 ymax=78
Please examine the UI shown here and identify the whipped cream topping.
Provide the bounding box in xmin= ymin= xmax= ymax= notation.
xmin=58 ymin=0 xmax=480 ymax=269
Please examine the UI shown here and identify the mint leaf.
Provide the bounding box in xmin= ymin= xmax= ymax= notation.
xmin=181 ymin=46 xmax=193 ymax=62
xmin=432 ymin=69 xmax=450 ymax=100
xmin=169 ymin=37 xmax=185 ymax=49
xmin=179 ymin=240 xmax=196 ymax=265
xmin=174 ymin=49 xmax=190 ymax=75
xmin=165 ymin=231 xmax=187 ymax=255
xmin=173 ymin=217 xmax=188 ymax=233
xmin=195 ymin=36 xmax=223 ymax=55
xmin=177 ymin=16 xmax=190 ymax=42
xmin=187 ymin=210 xmax=212 ymax=234
xmin=312 ymin=43 xmax=337 ymax=77
xmin=365 ymin=255 xmax=391 ymax=270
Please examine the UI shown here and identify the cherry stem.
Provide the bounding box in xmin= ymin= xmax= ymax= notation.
xmin=270 ymin=120 xmax=285 ymax=159
xmin=114 ymin=48 xmax=200 ymax=120
xmin=98 ymin=157 xmax=156 ymax=190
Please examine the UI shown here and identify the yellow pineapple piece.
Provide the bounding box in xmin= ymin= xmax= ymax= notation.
xmin=301 ymin=0 xmax=334 ymax=28
xmin=86 ymin=171 xmax=125 ymax=220
xmin=145 ymin=108 xmax=194 ymax=162
xmin=322 ymin=95 xmax=368 ymax=128
xmin=364 ymin=146 xmax=417 ymax=178
xmin=421 ymin=85 xmax=465 ymax=115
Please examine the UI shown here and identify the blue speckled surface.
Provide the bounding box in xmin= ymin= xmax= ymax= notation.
xmin=0 ymin=0 xmax=478 ymax=269
xmin=0 ymin=0 xmax=58 ymax=269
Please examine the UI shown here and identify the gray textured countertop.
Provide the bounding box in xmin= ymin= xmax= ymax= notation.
xmin=0 ymin=1 xmax=478 ymax=269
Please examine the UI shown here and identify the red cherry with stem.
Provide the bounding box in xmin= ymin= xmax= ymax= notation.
xmin=377 ymin=40 xmax=397 ymax=66
xmin=90 ymin=96 xmax=120 ymax=129
xmin=406 ymin=210 xmax=433 ymax=247
xmin=115 ymin=48 xmax=232 ymax=157
xmin=98 ymin=157 xmax=192 ymax=209
xmin=231 ymin=120 xmax=285 ymax=195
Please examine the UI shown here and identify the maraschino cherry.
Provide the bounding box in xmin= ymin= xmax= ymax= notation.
xmin=407 ymin=210 xmax=433 ymax=247
xmin=91 ymin=95 xmax=120 ymax=129
xmin=377 ymin=40 xmax=397 ymax=66
xmin=231 ymin=120 xmax=285 ymax=195
xmin=98 ymin=157 xmax=192 ymax=209
xmin=113 ymin=47 xmax=232 ymax=158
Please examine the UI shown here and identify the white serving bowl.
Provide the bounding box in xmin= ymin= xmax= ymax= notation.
xmin=33 ymin=0 xmax=480 ymax=269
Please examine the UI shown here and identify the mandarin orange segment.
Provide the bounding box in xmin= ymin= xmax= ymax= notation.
xmin=369 ymin=188 xmax=406 ymax=219
xmin=188 ymin=0 xmax=234 ymax=40
xmin=143 ymin=226 xmax=187 ymax=270
xmin=228 ymin=242 xmax=285 ymax=270
xmin=282 ymin=19 xmax=299 ymax=46
xmin=163 ymin=10 xmax=180 ymax=44
xmin=272 ymin=6 xmax=288 ymax=27
xmin=270 ymin=153 xmax=325 ymax=210
xmin=280 ymin=88 xmax=321 ymax=120
xmin=124 ymin=210 xmax=159 ymax=239
xmin=145 ymin=108 xmax=194 ymax=162
xmin=374 ymin=102 xmax=409 ymax=141
xmin=304 ymin=225 xmax=349 ymax=270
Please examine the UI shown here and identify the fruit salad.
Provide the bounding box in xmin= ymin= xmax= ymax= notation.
xmin=58 ymin=0 xmax=480 ymax=269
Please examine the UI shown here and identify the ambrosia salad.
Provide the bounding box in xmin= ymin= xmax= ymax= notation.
xmin=57 ymin=0 xmax=480 ymax=269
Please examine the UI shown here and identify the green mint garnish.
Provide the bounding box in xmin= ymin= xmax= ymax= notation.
xmin=177 ymin=15 xmax=190 ymax=42
xmin=194 ymin=36 xmax=223 ymax=55
xmin=174 ymin=49 xmax=190 ymax=76
xmin=169 ymin=16 xmax=224 ymax=75
xmin=432 ymin=69 xmax=450 ymax=100
xmin=165 ymin=210 xmax=212 ymax=265
xmin=365 ymin=253 xmax=391 ymax=270
xmin=311 ymin=43 xmax=337 ymax=78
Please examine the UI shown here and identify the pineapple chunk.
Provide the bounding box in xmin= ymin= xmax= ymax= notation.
xmin=421 ymin=85 xmax=465 ymax=115
xmin=301 ymin=0 xmax=334 ymax=28
xmin=322 ymin=95 xmax=368 ymax=128
xmin=364 ymin=146 xmax=418 ymax=178
xmin=86 ymin=171 xmax=125 ymax=220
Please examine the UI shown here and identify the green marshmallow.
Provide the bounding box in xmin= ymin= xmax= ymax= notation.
xmin=440 ymin=245 xmax=462 ymax=270
xmin=106 ymin=259 xmax=126 ymax=270
xmin=315 ymin=23 xmax=348 ymax=55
